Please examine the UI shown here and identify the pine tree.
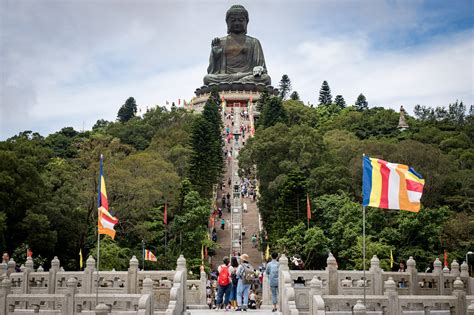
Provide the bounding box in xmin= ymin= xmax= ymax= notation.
xmin=279 ymin=74 xmax=292 ymax=100
xmin=261 ymin=96 xmax=288 ymax=128
xmin=117 ymin=97 xmax=137 ymax=122
xmin=355 ymin=93 xmax=368 ymax=111
xmin=290 ymin=91 xmax=300 ymax=101
xmin=334 ymin=95 xmax=346 ymax=109
xmin=318 ymin=81 xmax=332 ymax=106
xmin=256 ymin=90 xmax=269 ymax=112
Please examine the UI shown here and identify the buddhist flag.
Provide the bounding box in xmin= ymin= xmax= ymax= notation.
xmin=27 ymin=248 xmax=32 ymax=258
xmin=79 ymin=249 xmax=83 ymax=269
xmin=163 ymin=203 xmax=168 ymax=225
xmin=306 ymin=193 xmax=311 ymax=220
xmin=145 ymin=249 xmax=157 ymax=262
xmin=390 ymin=249 xmax=394 ymax=269
xmin=201 ymin=244 xmax=205 ymax=263
xmin=265 ymin=244 xmax=270 ymax=261
xmin=362 ymin=156 xmax=425 ymax=212
xmin=444 ymin=250 xmax=448 ymax=267
xmin=98 ymin=155 xmax=119 ymax=239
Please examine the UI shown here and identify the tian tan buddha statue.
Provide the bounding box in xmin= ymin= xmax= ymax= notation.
xmin=203 ymin=5 xmax=272 ymax=87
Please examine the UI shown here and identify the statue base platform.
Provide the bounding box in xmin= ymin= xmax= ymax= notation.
xmin=191 ymin=89 xmax=267 ymax=113
xmin=194 ymin=83 xmax=278 ymax=97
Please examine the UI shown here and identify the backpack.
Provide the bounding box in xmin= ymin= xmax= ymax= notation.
xmin=241 ymin=264 xmax=255 ymax=285
xmin=218 ymin=265 xmax=230 ymax=286
xmin=231 ymin=270 xmax=238 ymax=286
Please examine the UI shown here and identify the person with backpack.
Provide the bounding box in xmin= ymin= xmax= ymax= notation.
xmin=216 ymin=257 xmax=233 ymax=310
xmin=236 ymin=253 xmax=254 ymax=311
xmin=229 ymin=256 xmax=239 ymax=309
xmin=266 ymin=252 xmax=280 ymax=312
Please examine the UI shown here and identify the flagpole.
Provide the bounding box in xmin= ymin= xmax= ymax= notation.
xmin=96 ymin=154 xmax=103 ymax=306
xmin=361 ymin=154 xmax=366 ymax=307
xmin=142 ymin=240 xmax=145 ymax=271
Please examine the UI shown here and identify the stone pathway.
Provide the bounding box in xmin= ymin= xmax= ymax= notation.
xmin=188 ymin=305 xmax=277 ymax=315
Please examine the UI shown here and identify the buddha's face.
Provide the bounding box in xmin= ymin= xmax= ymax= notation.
xmin=227 ymin=13 xmax=247 ymax=34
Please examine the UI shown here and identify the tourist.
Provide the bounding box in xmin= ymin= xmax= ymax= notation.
xmin=251 ymin=234 xmax=257 ymax=248
xmin=218 ymin=208 xmax=223 ymax=218
xmin=216 ymin=257 xmax=233 ymax=310
xmin=2 ymin=252 xmax=9 ymax=264
xmin=398 ymin=260 xmax=406 ymax=272
xmin=229 ymin=256 xmax=239 ymax=309
xmin=243 ymin=202 xmax=248 ymax=213
xmin=226 ymin=192 xmax=231 ymax=200
xmin=266 ymin=252 xmax=279 ymax=312
xmin=236 ymin=253 xmax=254 ymax=311
xmin=248 ymin=290 xmax=256 ymax=309
xmin=221 ymin=218 xmax=225 ymax=230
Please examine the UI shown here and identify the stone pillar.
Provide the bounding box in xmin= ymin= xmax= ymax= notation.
xmin=83 ymin=256 xmax=95 ymax=294
xmin=200 ymin=270 xmax=207 ymax=305
xmin=467 ymin=300 xmax=474 ymax=315
xmin=23 ymin=256 xmax=34 ymax=294
xmin=451 ymin=260 xmax=460 ymax=277
xmin=142 ymin=276 xmax=154 ymax=310
xmin=0 ymin=263 xmax=7 ymax=280
xmin=262 ymin=271 xmax=270 ymax=305
xmin=326 ymin=253 xmax=338 ymax=295
xmin=433 ymin=258 xmax=443 ymax=295
xmin=406 ymin=256 xmax=417 ymax=295
xmin=66 ymin=277 xmax=78 ymax=315
xmin=128 ymin=256 xmax=139 ymax=294
xmin=460 ymin=261 xmax=469 ymax=278
xmin=95 ymin=303 xmax=110 ymax=315
xmin=452 ymin=277 xmax=466 ymax=315
xmin=7 ymin=259 xmax=16 ymax=276
xmin=384 ymin=277 xmax=399 ymax=314
xmin=353 ymin=300 xmax=366 ymax=315
xmin=370 ymin=255 xmax=382 ymax=295
xmin=278 ymin=254 xmax=288 ymax=313
xmin=0 ymin=277 xmax=12 ymax=315
xmin=48 ymin=256 xmax=60 ymax=294
xmin=309 ymin=276 xmax=323 ymax=314
xmin=177 ymin=255 xmax=187 ymax=311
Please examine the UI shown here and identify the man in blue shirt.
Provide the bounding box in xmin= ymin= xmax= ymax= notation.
xmin=265 ymin=252 xmax=279 ymax=312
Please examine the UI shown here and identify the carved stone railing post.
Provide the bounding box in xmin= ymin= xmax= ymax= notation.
xmin=7 ymin=259 xmax=16 ymax=277
xmin=83 ymin=256 xmax=95 ymax=294
xmin=384 ymin=277 xmax=399 ymax=314
xmin=309 ymin=276 xmax=323 ymax=314
xmin=128 ymin=256 xmax=139 ymax=294
xmin=95 ymin=302 xmax=110 ymax=315
xmin=142 ymin=276 xmax=154 ymax=311
xmin=48 ymin=256 xmax=60 ymax=294
xmin=262 ymin=271 xmax=270 ymax=305
xmin=0 ymin=263 xmax=6 ymax=281
xmin=0 ymin=277 xmax=12 ymax=315
xmin=433 ymin=258 xmax=443 ymax=295
xmin=278 ymin=254 xmax=288 ymax=313
xmin=467 ymin=300 xmax=474 ymax=315
xmin=460 ymin=261 xmax=469 ymax=278
xmin=177 ymin=255 xmax=187 ymax=313
xmin=452 ymin=277 xmax=466 ymax=315
xmin=451 ymin=260 xmax=460 ymax=277
xmin=370 ymin=255 xmax=382 ymax=295
xmin=326 ymin=253 xmax=338 ymax=295
xmin=66 ymin=277 xmax=78 ymax=315
xmin=353 ymin=300 xmax=366 ymax=315
xmin=406 ymin=256 xmax=417 ymax=295
xmin=200 ymin=269 xmax=207 ymax=305
xmin=24 ymin=256 xmax=34 ymax=294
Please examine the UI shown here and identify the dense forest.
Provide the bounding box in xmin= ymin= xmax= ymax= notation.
xmin=239 ymin=83 xmax=473 ymax=271
xmin=0 ymin=95 xmax=223 ymax=274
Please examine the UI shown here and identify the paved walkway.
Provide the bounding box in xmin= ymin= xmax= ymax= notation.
xmin=188 ymin=305 xmax=277 ymax=315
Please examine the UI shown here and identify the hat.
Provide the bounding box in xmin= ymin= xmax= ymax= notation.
xmin=241 ymin=254 xmax=249 ymax=262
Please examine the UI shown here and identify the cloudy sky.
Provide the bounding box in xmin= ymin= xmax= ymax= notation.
xmin=1 ymin=0 xmax=473 ymax=139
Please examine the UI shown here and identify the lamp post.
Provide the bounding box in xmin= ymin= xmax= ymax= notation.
xmin=467 ymin=251 xmax=473 ymax=276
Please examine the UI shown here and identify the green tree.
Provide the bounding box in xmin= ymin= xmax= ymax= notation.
xmin=117 ymin=97 xmax=138 ymax=122
xmin=318 ymin=81 xmax=332 ymax=106
xmin=256 ymin=90 xmax=269 ymax=112
xmin=260 ymin=97 xmax=288 ymax=129
xmin=289 ymin=91 xmax=300 ymax=101
xmin=355 ymin=93 xmax=368 ymax=111
xmin=334 ymin=95 xmax=346 ymax=109
xmin=279 ymin=74 xmax=292 ymax=100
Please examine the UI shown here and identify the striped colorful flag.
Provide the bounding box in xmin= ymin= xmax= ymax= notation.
xmin=79 ymin=249 xmax=83 ymax=269
xmin=362 ymin=156 xmax=425 ymax=212
xmin=306 ymin=193 xmax=311 ymax=220
xmin=98 ymin=155 xmax=119 ymax=239
xmin=163 ymin=203 xmax=167 ymax=225
xmin=145 ymin=249 xmax=157 ymax=262
xmin=390 ymin=249 xmax=394 ymax=269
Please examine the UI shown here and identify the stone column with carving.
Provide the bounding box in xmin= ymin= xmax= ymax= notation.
xmin=452 ymin=277 xmax=466 ymax=315
xmin=326 ymin=253 xmax=338 ymax=295
xmin=309 ymin=276 xmax=324 ymax=315
xmin=0 ymin=262 xmax=6 ymax=281
xmin=451 ymin=260 xmax=460 ymax=277
xmin=262 ymin=270 xmax=270 ymax=305
xmin=177 ymin=255 xmax=187 ymax=312
xmin=83 ymin=256 xmax=95 ymax=294
xmin=467 ymin=300 xmax=474 ymax=315
xmin=48 ymin=256 xmax=60 ymax=294
xmin=24 ymin=256 xmax=34 ymax=294
xmin=353 ymin=300 xmax=366 ymax=315
xmin=278 ymin=254 xmax=288 ymax=313
xmin=433 ymin=258 xmax=443 ymax=295
xmin=128 ymin=256 xmax=139 ymax=294
xmin=142 ymin=276 xmax=154 ymax=311
xmin=384 ymin=277 xmax=399 ymax=314
xmin=406 ymin=256 xmax=417 ymax=295
xmin=66 ymin=277 xmax=78 ymax=315
xmin=370 ymin=255 xmax=382 ymax=295
xmin=0 ymin=277 xmax=12 ymax=315
xmin=200 ymin=269 xmax=207 ymax=305
xmin=7 ymin=259 xmax=16 ymax=277
xmin=95 ymin=302 xmax=110 ymax=315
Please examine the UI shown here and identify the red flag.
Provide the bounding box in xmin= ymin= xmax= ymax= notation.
xmin=307 ymin=193 xmax=311 ymax=220
xmin=27 ymin=248 xmax=33 ymax=258
xmin=164 ymin=203 xmax=168 ymax=225
xmin=444 ymin=250 xmax=448 ymax=267
xmin=178 ymin=99 xmax=181 ymax=105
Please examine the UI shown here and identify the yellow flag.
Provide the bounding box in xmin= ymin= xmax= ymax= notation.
xmin=390 ymin=249 xmax=394 ymax=269
xmin=79 ymin=249 xmax=83 ymax=269
xmin=201 ymin=244 xmax=204 ymax=262
xmin=265 ymin=244 xmax=270 ymax=261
